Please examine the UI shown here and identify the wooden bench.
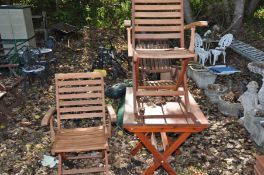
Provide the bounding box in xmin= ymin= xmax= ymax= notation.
xmin=230 ymin=39 xmax=264 ymax=62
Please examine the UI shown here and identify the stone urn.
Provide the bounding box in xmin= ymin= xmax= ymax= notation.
xmin=204 ymin=84 xmax=228 ymax=104
xmin=217 ymin=95 xmax=243 ymax=117
xmin=248 ymin=62 xmax=264 ymax=110
xmin=188 ymin=64 xmax=217 ymax=89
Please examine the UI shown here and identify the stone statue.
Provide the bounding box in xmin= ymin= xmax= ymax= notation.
xmin=238 ymin=81 xmax=264 ymax=146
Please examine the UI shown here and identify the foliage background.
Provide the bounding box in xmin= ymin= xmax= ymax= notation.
xmin=2 ymin=0 xmax=264 ymax=30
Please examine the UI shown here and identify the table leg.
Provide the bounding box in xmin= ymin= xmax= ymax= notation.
xmin=136 ymin=132 xmax=191 ymax=175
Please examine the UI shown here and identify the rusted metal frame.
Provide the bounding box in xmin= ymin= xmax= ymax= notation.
xmin=143 ymin=132 xmax=191 ymax=175
xmin=136 ymin=132 xmax=177 ymax=175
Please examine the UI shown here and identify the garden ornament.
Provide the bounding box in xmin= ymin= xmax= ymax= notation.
xmin=238 ymin=81 xmax=264 ymax=146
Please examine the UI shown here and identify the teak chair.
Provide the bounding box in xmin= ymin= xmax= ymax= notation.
xmin=125 ymin=0 xmax=207 ymax=116
xmin=41 ymin=72 xmax=116 ymax=175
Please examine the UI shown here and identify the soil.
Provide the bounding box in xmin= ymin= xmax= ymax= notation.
xmin=0 ymin=25 xmax=264 ymax=175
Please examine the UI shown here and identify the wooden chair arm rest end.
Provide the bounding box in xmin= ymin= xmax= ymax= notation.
xmin=106 ymin=104 xmax=116 ymax=123
xmin=184 ymin=21 xmax=208 ymax=30
xmin=127 ymin=27 xmax=133 ymax=57
xmin=41 ymin=107 xmax=56 ymax=126
xmin=124 ymin=20 xmax=131 ymax=27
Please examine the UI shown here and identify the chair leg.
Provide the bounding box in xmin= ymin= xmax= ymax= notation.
xmin=58 ymin=154 xmax=62 ymax=175
xmin=223 ymin=51 xmax=226 ymax=64
xmin=104 ymin=150 xmax=109 ymax=175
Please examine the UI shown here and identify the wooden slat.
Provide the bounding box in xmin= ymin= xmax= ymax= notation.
xmin=60 ymin=106 xmax=103 ymax=113
xmin=135 ymin=19 xmax=182 ymax=25
xmin=58 ymin=86 xmax=102 ymax=93
xmin=56 ymin=72 xmax=103 ymax=79
xmin=58 ymin=93 xmax=102 ymax=99
xmin=135 ymin=26 xmax=181 ymax=32
xmin=66 ymin=154 xmax=102 ymax=160
xmin=60 ymin=112 xmax=104 ymax=119
xmin=59 ymin=100 xmax=103 ymax=106
xmin=136 ymin=90 xmax=184 ymax=96
xmin=135 ymin=5 xmax=181 ymax=11
xmin=135 ymin=33 xmax=181 ymax=39
xmin=161 ymin=132 xmax=169 ymax=150
xmin=134 ymin=0 xmax=181 ymax=3
xmin=63 ymin=167 xmax=106 ymax=174
xmin=57 ymin=80 xmax=102 ymax=86
xmin=135 ymin=12 xmax=181 ymax=18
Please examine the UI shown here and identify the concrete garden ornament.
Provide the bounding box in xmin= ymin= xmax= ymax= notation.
xmin=239 ymin=81 xmax=264 ymax=146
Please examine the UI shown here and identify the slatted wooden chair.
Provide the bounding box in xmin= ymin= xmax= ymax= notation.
xmin=41 ymin=72 xmax=116 ymax=175
xmin=125 ymin=0 xmax=207 ymax=116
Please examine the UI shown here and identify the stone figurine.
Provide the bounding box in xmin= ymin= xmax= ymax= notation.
xmin=238 ymin=81 xmax=264 ymax=146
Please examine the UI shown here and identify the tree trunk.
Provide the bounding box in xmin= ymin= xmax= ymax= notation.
xmin=246 ymin=0 xmax=260 ymax=15
xmin=223 ymin=0 xmax=232 ymax=24
xmin=231 ymin=0 xmax=246 ymax=30
xmin=184 ymin=0 xmax=194 ymax=23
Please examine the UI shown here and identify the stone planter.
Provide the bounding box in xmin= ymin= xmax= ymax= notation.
xmin=188 ymin=64 xmax=217 ymax=89
xmin=217 ymin=95 xmax=243 ymax=117
xmin=204 ymin=84 xmax=228 ymax=104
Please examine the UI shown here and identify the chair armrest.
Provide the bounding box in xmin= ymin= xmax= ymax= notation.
xmin=106 ymin=104 xmax=116 ymax=123
xmin=106 ymin=104 xmax=116 ymax=138
xmin=124 ymin=20 xmax=131 ymax=27
xmin=41 ymin=107 xmax=56 ymax=141
xmin=124 ymin=20 xmax=133 ymax=57
xmin=184 ymin=21 xmax=208 ymax=30
xmin=127 ymin=27 xmax=133 ymax=57
xmin=41 ymin=107 xmax=56 ymax=126
xmin=184 ymin=21 xmax=208 ymax=53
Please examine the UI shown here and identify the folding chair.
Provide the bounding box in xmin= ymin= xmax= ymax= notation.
xmin=41 ymin=72 xmax=116 ymax=175
xmin=125 ymin=0 xmax=207 ymax=116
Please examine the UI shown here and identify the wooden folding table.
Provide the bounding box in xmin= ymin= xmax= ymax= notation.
xmin=123 ymin=87 xmax=208 ymax=175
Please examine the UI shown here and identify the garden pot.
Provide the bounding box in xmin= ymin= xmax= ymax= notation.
xmin=217 ymin=95 xmax=243 ymax=117
xmin=204 ymin=84 xmax=228 ymax=104
xmin=189 ymin=65 xmax=217 ymax=89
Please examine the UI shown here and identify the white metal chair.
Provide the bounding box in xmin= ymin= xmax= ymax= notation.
xmin=195 ymin=33 xmax=210 ymax=66
xmin=211 ymin=33 xmax=233 ymax=65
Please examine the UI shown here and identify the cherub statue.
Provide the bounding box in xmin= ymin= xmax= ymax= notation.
xmin=238 ymin=81 xmax=259 ymax=133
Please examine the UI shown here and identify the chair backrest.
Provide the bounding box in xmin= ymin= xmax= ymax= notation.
xmin=195 ymin=33 xmax=203 ymax=49
xmin=55 ymin=72 xmax=106 ymax=130
xmin=218 ymin=33 xmax=233 ymax=49
xmin=21 ymin=47 xmax=39 ymax=66
xmin=132 ymin=0 xmax=185 ymax=49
